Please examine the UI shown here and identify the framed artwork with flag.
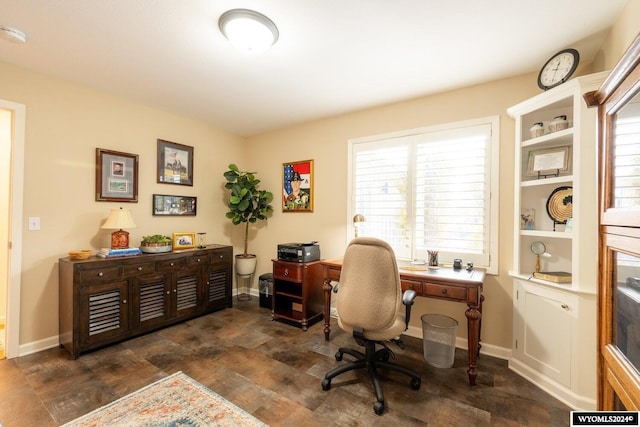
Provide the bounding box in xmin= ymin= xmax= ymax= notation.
xmin=157 ymin=139 xmax=193 ymax=186
xmin=282 ymin=159 xmax=314 ymax=212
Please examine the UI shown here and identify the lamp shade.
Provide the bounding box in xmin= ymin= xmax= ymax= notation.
xmin=353 ymin=214 xmax=365 ymax=223
xmin=101 ymin=208 xmax=136 ymax=249
xmin=219 ymin=9 xmax=279 ymax=54
xmin=101 ymin=208 xmax=136 ymax=230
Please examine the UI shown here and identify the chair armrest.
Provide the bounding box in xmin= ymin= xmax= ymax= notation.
xmin=402 ymin=289 xmax=417 ymax=328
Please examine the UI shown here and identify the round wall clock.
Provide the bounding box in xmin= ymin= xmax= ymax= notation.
xmin=537 ymin=48 xmax=580 ymax=90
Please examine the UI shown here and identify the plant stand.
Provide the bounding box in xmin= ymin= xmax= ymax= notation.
xmin=236 ymin=271 xmax=255 ymax=301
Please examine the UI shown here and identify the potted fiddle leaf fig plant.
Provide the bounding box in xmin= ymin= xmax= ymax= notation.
xmin=223 ymin=164 xmax=274 ymax=275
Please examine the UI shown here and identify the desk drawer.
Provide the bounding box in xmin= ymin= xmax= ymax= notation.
xmin=273 ymin=264 xmax=303 ymax=282
xmin=324 ymin=266 xmax=341 ymax=282
xmin=424 ymin=283 xmax=467 ymax=301
xmin=401 ymin=279 xmax=423 ymax=294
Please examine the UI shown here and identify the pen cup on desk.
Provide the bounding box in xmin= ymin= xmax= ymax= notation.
xmin=427 ymin=250 xmax=438 ymax=267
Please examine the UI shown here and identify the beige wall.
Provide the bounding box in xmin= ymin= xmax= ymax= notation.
xmin=244 ymin=74 xmax=539 ymax=349
xmin=597 ymin=1 xmax=640 ymax=70
xmin=0 ymin=61 xmax=246 ymax=345
xmin=1 ymin=8 xmax=638 ymax=353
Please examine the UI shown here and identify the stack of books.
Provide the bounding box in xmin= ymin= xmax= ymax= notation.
xmin=97 ymin=247 xmax=142 ymax=258
xmin=533 ymin=271 xmax=572 ymax=283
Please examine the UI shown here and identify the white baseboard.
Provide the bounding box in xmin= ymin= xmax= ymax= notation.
xmin=19 ymin=335 xmax=59 ymax=357
xmin=509 ymin=358 xmax=596 ymax=411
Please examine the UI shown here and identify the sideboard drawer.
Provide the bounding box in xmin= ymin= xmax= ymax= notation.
xmin=424 ymin=283 xmax=467 ymax=301
xmin=187 ymin=255 xmax=208 ymax=266
xmin=157 ymin=258 xmax=186 ymax=271
xmin=78 ymin=266 xmax=120 ymax=284
xmin=122 ymin=262 xmax=156 ymax=277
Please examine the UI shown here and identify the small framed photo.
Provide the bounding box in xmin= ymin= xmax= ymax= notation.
xmin=526 ymin=146 xmax=572 ymax=177
xmin=283 ymin=159 xmax=314 ymax=212
xmin=521 ymin=208 xmax=535 ymax=230
xmin=153 ymin=194 xmax=197 ymax=216
xmin=172 ymin=232 xmax=195 ymax=250
xmin=157 ymin=139 xmax=194 ymax=186
xmin=95 ymin=148 xmax=139 ymax=202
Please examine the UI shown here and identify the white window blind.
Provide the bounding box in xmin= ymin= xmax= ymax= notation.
xmin=614 ymin=104 xmax=640 ymax=208
xmin=349 ymin=117 xmax=499 ymax=273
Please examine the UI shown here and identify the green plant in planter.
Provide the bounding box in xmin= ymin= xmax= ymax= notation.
xmin=141 ymin=235 xmax=172 ymax=245
xmin=223 ymin=164 xmax=273 ymax=257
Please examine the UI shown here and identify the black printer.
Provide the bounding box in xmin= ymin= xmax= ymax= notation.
xmin=277 ymin=242 xmax=321 ymax=263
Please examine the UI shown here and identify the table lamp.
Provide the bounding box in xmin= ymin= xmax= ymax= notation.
xmin=101 ymin=207 xmax=136 ymax=249
xmin=353 ymin=214 xmax=365 ymax=238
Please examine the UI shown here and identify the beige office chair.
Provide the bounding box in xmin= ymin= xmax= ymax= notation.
xmin=321 ymin=237 xmax=421 ymax=415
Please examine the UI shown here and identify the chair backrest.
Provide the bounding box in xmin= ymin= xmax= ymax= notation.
xmin=337 ymin=237 xmax=403 ymax=332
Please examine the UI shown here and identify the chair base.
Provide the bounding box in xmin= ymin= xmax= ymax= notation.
xmin=322 ymin=339 xmax=421 ymax=415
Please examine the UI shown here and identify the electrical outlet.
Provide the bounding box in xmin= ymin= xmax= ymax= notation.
xmin=28 ymin=217 xmax=40 ymax=231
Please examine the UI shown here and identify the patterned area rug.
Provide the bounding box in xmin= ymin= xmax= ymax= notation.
xmin=63 ymin=371 xmax=266 ymax=426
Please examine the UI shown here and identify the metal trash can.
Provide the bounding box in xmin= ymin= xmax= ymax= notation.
xmin=258 ymin=273 xmax=273 ymax=309
xmin=421 ymin=313 xmax=458 ymax=368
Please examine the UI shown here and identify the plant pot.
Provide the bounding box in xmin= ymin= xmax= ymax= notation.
xmin=140 ymin=242 xmax=172 ymax=253
xmin=235 ymin=254 xmax=257 ymax=276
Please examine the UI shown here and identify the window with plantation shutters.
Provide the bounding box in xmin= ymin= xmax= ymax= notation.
xmin=349 ymin=117 xmax=499 ymax=274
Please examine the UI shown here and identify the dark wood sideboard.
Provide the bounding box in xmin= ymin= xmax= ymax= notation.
xmin=59 ymin=245 xmax=233 ymax=358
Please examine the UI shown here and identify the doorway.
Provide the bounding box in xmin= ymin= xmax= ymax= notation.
xmin=0 ymin=99 xmax=25 ymax=359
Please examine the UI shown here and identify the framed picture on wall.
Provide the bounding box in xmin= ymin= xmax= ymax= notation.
xmin=157 ymin=139 xmax=194 ymax=186
xmin=95 ymin=148 xmax=139 ymax=202
xmin=152 ymin=194 xmax=197 ymax=216
xmin=282 ymin=159 xmax=314 ymax=212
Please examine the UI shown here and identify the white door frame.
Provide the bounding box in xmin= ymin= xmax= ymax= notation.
xmin=1 ymin=99 xmax=25 ymax=359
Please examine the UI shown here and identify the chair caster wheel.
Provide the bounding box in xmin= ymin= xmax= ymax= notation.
xmin=410 ymin=377 xmax=421 ymax=390
xmin=335 ymin=351 xmax=343 ymax=361
xmin=374 ymin=401 xmax=384 ymax=415
xmin=322 ymin=378 xmax=331 ymax=391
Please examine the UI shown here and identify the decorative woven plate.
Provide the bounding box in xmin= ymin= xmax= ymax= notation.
xmin=546 ymin=186 xmax=573 ymax=223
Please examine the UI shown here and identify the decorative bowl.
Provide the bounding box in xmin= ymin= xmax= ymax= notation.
xmin=140 ymin=243 xmax=172 ymax=253
xmin=69 ymin=250 xmax=92 ymax=260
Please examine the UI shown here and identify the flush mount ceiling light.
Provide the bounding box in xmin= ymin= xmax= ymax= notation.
xmin=0 ymin=25 xmax=26 ymax=44
xmin=218 ymin=9 xmax=278 ymax=54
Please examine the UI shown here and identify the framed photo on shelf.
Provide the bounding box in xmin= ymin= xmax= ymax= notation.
xmin=521 ymin=208 xmax=535 ymax=230
xmin=172 ymin=232 xmax=196 ymax=250
xmin=152 ymin=194 xmax=197 ymax=216
xmin=526 ymin=146 xmax=571 ymax=177
xmin=157 ymin=139 xmax=194 ymax=186
xmin=282 ymin=159 xmax=314 ymax=212
xmin=95 ymin=148 xmax=139 ymax=202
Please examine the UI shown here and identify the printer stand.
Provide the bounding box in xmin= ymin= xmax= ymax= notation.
xmin=271 ymin=259 xmax=324 ymax=330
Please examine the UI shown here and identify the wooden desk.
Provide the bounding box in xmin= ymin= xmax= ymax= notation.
xmin=320 ymin=258 xmax=485 ymax=385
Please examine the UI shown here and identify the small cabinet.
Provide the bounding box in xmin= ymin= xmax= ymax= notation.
xmin=59 ymin=245 xmax=233 ymax=358
xmin=272 ymin=259 xmax=323 ymax=330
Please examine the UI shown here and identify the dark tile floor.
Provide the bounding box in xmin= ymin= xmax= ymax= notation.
xmin=0 ymin=299 xmax=571 ymax=426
